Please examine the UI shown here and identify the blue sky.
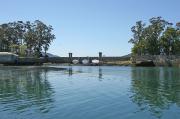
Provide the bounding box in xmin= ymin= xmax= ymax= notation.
xmin=0 ymin=0 xmax=180 ymax=56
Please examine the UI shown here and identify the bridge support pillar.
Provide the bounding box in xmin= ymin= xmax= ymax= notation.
xmin=99 ymin=52 xmax=102 ymax=62
xmin=69 ymin=53 xmax=73 ymax=63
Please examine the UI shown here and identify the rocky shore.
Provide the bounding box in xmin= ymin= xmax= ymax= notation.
xmin=132 ymin=55 xmax=180 ymax=67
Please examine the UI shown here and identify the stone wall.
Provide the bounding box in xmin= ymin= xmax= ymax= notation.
xmin=154 ymin=55 xmax=180 ymax=67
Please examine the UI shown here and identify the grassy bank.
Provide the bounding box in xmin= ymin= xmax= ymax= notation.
xmin=103 ymin=60 xmax=132 ymax=66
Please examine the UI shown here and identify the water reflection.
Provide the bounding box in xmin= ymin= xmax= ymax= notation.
xmin=0 ymin=66 xmax=179 ymax=119
xmin=66 ymin=66 xmax=103 ymax=79
xmin=130 ymin=67 xmax=180 ymax=118
xmin=0 ymin=67 xmax=57 ymax=114
xmin=68 ymin=66 xmax=73 ymax=76
xmin=98 ymin=67 xmax=103 ymax=80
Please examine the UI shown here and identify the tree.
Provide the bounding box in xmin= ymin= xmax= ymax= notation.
xmin=42 ymin=25 xmax=55 ymax=57
xmin=159 ymin=27 xmax=179 ymax=55
xmin=0 ymin=20 xmax=55 ymax=57
xmin=0 ymin=26 xmax=5 ymax=51
xmin=129 ymin=17 xmax=174 ymax=55
xmin=145 ymin=17 xmax=171 ymax=55
xmin=129 ymin=21 xmax=146 ymax=55
xmin=8 ymin=21 xmax=25 ymax=53
xmin=33 ymin=20 xmax=55 ymax=57
xmin=176 ymin=22 xmax=180 ymax=40
xmin=0 ymin=24 xmax=10 ymax=52
xmin=24 ymin=21 xmax=37 ymax=56
xmin=176 ymin=22 xmax=180 ymax=30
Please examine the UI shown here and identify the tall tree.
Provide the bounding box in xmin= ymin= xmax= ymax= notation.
xmin=0 ymin=20 xmax=55 ymax=57
xmin=33 ymin=20 xmax=55 ymax=57
xmin=42 ymin=25 xmax=55 ymax=57
xmin=159 ymin=27 xmax=180 ymax=55
xmin=0 ymin=24 xmax=10 ymax=51
xmin=176 ymin=22 xmax=180 ymax=39
xmin=129 ymin=21 xmax=145 ymax=55
xmin=145 ymin=17 xmax=172 ymax=55
xmin=129 ymin=17 xmax=173 ymax=55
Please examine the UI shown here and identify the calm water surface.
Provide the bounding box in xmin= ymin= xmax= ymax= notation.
xmin=0 ymin=66 xmax=179 ymax=119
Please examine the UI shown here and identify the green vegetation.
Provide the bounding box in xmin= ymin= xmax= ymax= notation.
xmin=0 ymin=20 xmax=55 ymax=57
xmin=129 ymin=17 xmax=180 ymax=55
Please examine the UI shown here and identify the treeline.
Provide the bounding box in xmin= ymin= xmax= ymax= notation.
xmin=129 ymin=17 xmax=180 ymax=55
xmin=0 ymin=20 xmax=55 ymax=57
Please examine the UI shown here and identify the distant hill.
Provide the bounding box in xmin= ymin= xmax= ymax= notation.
xmin=42 ymin=52 xmax=60 ymax=57
xmin=120 ymin=54 xmax=131 ymax=58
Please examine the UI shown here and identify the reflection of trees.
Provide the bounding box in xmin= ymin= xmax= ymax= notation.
xmin=0 ymin=67 xmax=55 ymax=113
xmin=130 ymin=67 xmax=180 ymax=118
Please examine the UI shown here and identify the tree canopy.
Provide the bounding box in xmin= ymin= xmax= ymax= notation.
xmin=129 ymin=17 xmax=180 ymax=55
xmin=0 ymin=20 xmax=55 ymax=57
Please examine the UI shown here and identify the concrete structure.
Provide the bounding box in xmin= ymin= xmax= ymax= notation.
xmin=82 ymin=59 xmax=89 ymax=64
xmin=48 ymin=56 xmax=130 ymax=64
xmin=0 ymin=52 xmax=131 ymax=65
xmin=72 ymin=59 xmax=79 ymax=64
xmin=0 ymin=52 xmax=18 ymax=64
xmin=69 ymin=53 xmax=73 ymax=63
xmin=99 ymin=52 xmax=102 ymax=61
xmin=92 ymin=59 xmax=100 ymax=64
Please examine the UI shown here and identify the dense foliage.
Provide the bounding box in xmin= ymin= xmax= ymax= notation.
xmin=0 ymin=20 xmax=55 ymax=57
xmin=129 ymin=17 xmax=180 ymax=55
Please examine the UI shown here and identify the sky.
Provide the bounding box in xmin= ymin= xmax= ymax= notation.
xmin=0 ymin=0 xmax=180 ymax=57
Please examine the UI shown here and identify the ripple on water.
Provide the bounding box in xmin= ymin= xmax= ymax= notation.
xmin=0 ymin=66 xmax=179 ymax=119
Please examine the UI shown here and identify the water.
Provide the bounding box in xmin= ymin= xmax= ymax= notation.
xmin=0 ymin=66 xmax=179 ymax=119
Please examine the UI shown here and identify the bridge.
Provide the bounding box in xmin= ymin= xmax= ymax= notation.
xmin=0 ymin=52 xmax=131 ymax=65
xmin=48 ymin=52 xmax=130 ymax=64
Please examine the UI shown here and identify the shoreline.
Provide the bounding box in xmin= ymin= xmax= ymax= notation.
xmin=0 ymin=52 xmax=180 ymax=67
